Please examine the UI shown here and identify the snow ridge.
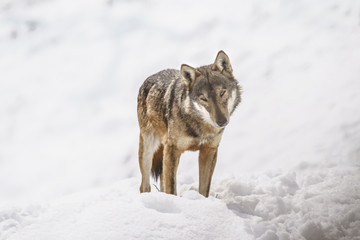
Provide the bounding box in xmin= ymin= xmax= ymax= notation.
xmin=212 ymin=167 xmax=360 ymax=239
xmin=2 ymin=168 xmax=359 ymax=240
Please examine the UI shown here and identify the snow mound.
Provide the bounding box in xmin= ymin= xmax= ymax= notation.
xmin=2 ymin=167 xmax=359 ymax=240
xmin=212 ymin=167 xmax=360 ymax=240
xmin=2 ymin=179 xmax=251 ymax=240
xmin=0 ymin=205 xmax=43 ymax=240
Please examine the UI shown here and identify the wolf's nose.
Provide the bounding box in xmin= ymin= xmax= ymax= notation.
xmin=216 ymin=118 xmax=228 ymax=127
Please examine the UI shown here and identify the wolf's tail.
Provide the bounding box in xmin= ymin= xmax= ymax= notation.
xmin=151 ymin=144 xmax=163 ymax=181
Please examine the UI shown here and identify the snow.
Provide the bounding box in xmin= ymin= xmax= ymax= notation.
xmin=1 ymin=0 xmax=360 ymax=239
xmin=213 ymin=167 xmax=360 ymax=239
xmin=1 ymin=179 xmax=251 ymax=240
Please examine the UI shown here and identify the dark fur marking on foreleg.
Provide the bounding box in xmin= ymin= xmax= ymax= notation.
xmin=207 ymin=150 xmax=218 ymax=196
xmin=168 ymin=145 xmax=177 ymax=194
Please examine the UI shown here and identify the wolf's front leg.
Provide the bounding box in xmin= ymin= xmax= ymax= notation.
xmin=199 ymin=146 xmax=218 ymax=197
xmin=163 ymin=144 xmax=181 ymax=195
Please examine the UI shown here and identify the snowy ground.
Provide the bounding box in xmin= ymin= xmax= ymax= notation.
xmin=1 ymin=0 xmax=360 ymax=239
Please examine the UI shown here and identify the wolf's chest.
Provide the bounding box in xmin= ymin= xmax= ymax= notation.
xmin=175 ymin=130 xmax=221 ymax=151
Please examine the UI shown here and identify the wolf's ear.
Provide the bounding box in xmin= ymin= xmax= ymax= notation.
xmin=181 ymin=64 xmax=201 ymax=88
xmin=211 ymin=50 xmax=233 ymax=78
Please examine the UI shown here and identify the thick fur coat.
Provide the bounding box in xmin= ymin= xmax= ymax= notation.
xmin=137 ymin=51 xmax=241 ymax=197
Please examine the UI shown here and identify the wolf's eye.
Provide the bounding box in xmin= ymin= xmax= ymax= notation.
xmin=200 ymin=96 xmax=208 ymax=102
xmin=220 ymin=90 xmax=226 ymax=97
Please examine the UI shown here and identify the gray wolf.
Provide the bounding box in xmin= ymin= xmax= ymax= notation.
xmin=137 ymin=50 xmax=241 ymax=197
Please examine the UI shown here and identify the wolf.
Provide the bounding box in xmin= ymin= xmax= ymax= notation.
xmin=137 ymin=50 xmax=241 ymax=197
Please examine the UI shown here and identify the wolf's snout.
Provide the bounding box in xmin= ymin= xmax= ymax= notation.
xmin=216 ymin=117 xmax=228 ymax=128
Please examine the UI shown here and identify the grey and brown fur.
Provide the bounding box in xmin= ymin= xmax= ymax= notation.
xmin=137 ymin=50 xmax=241 ymax=197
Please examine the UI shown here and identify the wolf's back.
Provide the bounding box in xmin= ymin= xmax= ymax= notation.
xmin=137 ymin=69 xmax=181 ymax=127
xmin=139 ymin=69 xmax=180 ymax=98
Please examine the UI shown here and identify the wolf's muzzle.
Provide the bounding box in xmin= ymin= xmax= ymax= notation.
xmin=216 ymin=117 xmax=228 ymax=128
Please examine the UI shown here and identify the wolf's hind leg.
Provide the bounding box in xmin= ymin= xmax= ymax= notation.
xmin=138 ymin=131 xmax=160 ymax=193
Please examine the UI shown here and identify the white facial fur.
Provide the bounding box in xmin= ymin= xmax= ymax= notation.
xmin=193 ymin=102 xmax=220 ymax=128
xmin=227 ymin=89 xmax=237 ymax=113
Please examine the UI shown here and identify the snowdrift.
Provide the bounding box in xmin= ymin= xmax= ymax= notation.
xmin=2 ymin=167 xmax=359 ymax=240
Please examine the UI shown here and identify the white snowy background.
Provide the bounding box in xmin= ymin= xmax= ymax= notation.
xmin=1 ymin=0 xmax=360 ymax=239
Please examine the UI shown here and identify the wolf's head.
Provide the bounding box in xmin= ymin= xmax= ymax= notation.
xmin=180 ymin=51 xmax=241 ymax=129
